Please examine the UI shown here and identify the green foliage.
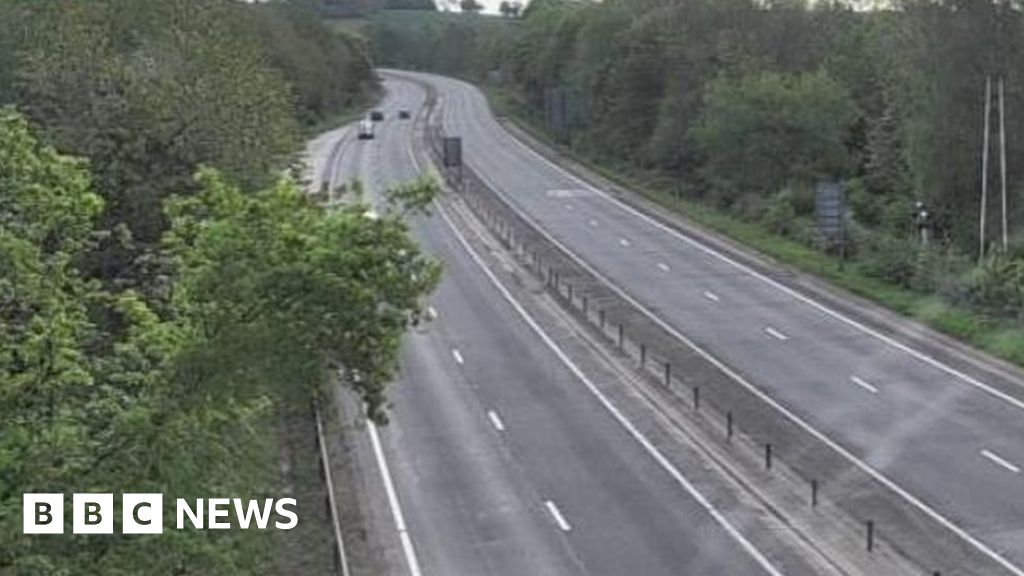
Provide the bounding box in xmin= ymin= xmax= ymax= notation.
xmin=164 ymin=171 xmax=441 ymax=421
xmin=371 ymin=10 xmax=519 ymax=77
xmin=1 ymin=110 xmax=440 ymax=571
xmin=690 ymin=71 xmax=855 ymax=203
xmin=1 ymin=0 xmax=377 ymax=286
xmin=970 ymin=253 xmax=1024 ymax=319
xmin=252 ymin=3 xmax=377 ymax=127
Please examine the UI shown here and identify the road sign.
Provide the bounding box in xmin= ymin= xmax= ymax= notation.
xmin=815 ymin=181 xmax=846 ymax=258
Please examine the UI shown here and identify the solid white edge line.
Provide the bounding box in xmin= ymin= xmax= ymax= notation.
xmin=452 ymin=348 xmax=464 ymax=365
xmin=487 ymin=409 xmax=506 ymax=432
xmin=850 ymin=376 xmax=879 ymax=395
xmin=427 ymin=78 xmax=1024 ymax=576
xmin=432 ymin=199 xmax=785 ymax=576
xmin=499 ymin=101 xmax=1024 ymax=417
xmin=765 ymin=327 xmax=789 ymax=341
xmin=544 ymin=500 xmax=572 ymax=532
xmin=368 ymin=420 xmax=424 ymax=576
xmin=981 ymin=449 xmax=1021 ymax=474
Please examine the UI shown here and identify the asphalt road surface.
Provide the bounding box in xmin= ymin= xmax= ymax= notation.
xmin=381 ymin=70 xmax=1024 ymax=574
xmin=322 ymin=79 xmax=781 ymax=575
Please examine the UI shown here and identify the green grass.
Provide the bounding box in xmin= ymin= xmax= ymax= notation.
xmin=485 ymin=86 xmax=1024 ymax=368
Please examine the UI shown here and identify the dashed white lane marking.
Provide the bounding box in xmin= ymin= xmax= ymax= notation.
xmin=487 ymin=410 xmax=506 ymax=432
xmin=431 ymin=199 xmax=784 ymax=576
xmin=764 ymin=327 xmax=789 ymax=341
xmin=981 ymin=449 xmax=1021 ymax=474
xmin=619 ymin=238 xmax=631 ymax=247
xmin=850 ymin=376 xmax=879 ymax=394
xmin=412 ymin=71 xmax=1024 ymax=576
xmin=657 ymin=262 xmax=671 ymax=272
xmin=544 ymin=500 xmax=572 ymax=532
xmin=703 ymin=291 xmax=720 ymax=302
xmin=589 ymin=219 xmax=599 ymax=227
xmin=451 ymin=348 xmax=465 ymax=365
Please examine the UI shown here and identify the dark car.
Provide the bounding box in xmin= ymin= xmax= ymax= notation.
xmin=370 ymin=110 xmax=384 ymax=121
xmin=398 ymin=110 xmax=411 ymax=120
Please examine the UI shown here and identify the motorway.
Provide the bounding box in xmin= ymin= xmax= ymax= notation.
xmin=377 ymin=70 xmax=1024 ymax=573
xmin=319 ymin=79 xmax=786 ymax=575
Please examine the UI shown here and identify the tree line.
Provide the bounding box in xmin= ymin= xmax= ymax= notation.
xmin=1 ymin=1 xmax=438 ymax=573
xmin=372 ymin=0 xmax=1024 ymax=325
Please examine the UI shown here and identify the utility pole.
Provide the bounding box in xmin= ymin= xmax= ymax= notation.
xmin=980 ymin=76 xmax=992 ymax=262
xmin=999 ymin=76 xmax=1008 ymax=252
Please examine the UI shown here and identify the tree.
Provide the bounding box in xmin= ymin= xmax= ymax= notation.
xmin=690 ymin=71 xmax=856 ymax=203
xmin=164 ymin=172 xmax=442 ymax=421
xmin=460 ymin=0 xmax=483 ymax=13
xmin=499 ymin=1 xmax=523 ymax=17
xmin=1 ymin=110 xmax=444 ymax=571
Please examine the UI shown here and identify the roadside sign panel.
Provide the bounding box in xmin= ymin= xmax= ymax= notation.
xmin=443 ymin=137 xmax=462 ymax=168
xmin=815 ymin=181 xmax=846 ymax=257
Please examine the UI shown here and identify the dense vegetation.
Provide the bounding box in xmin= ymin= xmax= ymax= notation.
xmin=372 ymin=0 xmax=1024 ymax=359
xmin=1 ymin=1 xmax=438 ymax=573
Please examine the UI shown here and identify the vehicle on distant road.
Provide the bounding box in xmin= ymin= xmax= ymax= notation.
xmin=370 ymin=110 xmax=385 ymax=121
xmin=357 ymin=118 xmax=374 ymax=140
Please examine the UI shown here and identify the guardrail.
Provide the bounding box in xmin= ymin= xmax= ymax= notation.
xmin=313 ymin=400 xmax=351 ymax=576
xmin=417 ymin=81 xmax=1013 ymax=576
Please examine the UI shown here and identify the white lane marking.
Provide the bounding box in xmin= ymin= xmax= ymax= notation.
xmin=546 ymin=188 xmax=590 ymax=198
xmin=657 ymin=262 xmax=671 ymax=273
xmin=764 ymin=327 xmax=789 ymax=341
xmin=703 ymin=291 xmax=720 ymax=303
xmin=432 ymin=201 xmax=785 ymax=576
xmin=619 ymin=238 xmax=631 ymax=247
xmin=498 ymin=105 xmax=1024 ymax=419
xmin=487 ymin=409 xmax=506 ymax=432
xmin=368 ymin=420 xmax=423 ymax=576
xmin=850 ymin=376 xmax=879 ymax=394
xmin=544 ymin=500 xmax=572 ymax=532
xmin=450 ymin=143 xmax=1024 ymax=576
xmin=981 ymin=449 xmax=1021 ymax=474
xmin=589 ymin=219 xmax=599 ymax=227
xmin=452 ymin=348 xmax=465 ymax=365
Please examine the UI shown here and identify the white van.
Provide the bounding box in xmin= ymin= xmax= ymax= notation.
xmin=358 ymin=118 xmax=374 ymax=140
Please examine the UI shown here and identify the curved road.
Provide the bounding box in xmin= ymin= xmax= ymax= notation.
xmin=322 ymin=79 xmax=783 ymax=575
xmin=381 ymin=70 xmax=1024 ymax=574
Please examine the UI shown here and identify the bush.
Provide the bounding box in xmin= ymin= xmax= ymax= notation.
xmin=860 ymin=234 xmax=919 ymax=288
xmin=969 ymin=255 xmax=1024 ymax=319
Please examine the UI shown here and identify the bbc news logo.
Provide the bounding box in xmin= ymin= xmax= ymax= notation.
xmin=24 ymin=494 xmax=298 ymax=534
